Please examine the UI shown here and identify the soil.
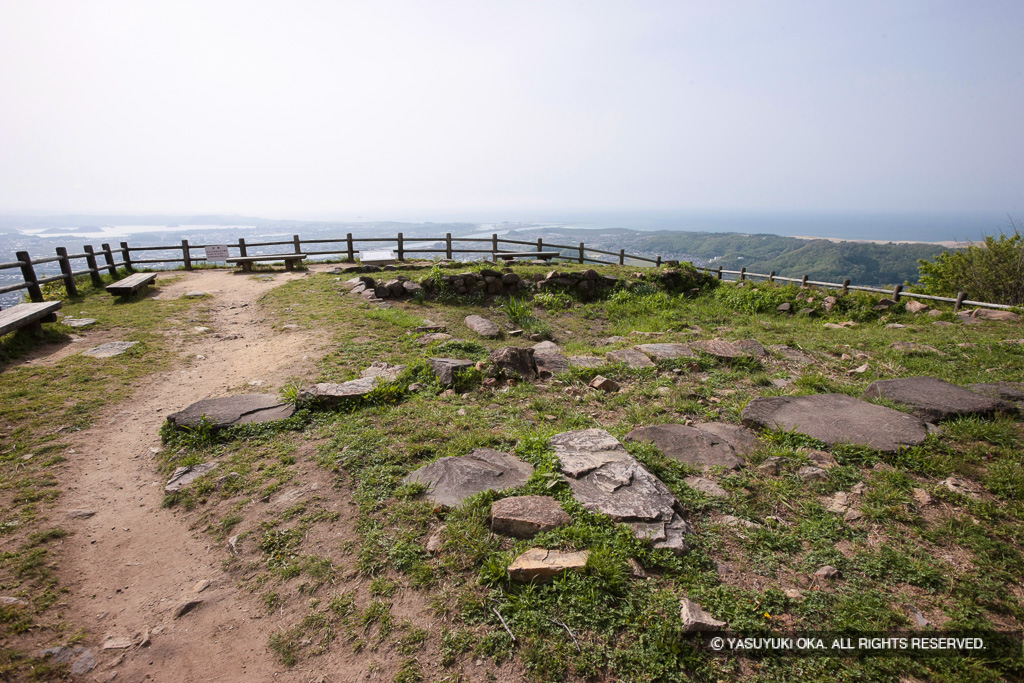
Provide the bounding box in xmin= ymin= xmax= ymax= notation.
xmin=54 ymin=268 xmax=332 ymax=682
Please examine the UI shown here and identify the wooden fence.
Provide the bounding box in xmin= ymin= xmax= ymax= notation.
xmin=0 ymin=233 xmax=1015 ymax=312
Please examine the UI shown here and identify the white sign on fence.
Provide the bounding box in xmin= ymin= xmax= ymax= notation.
xmin=360 ymin=249 xmax=396 ymax=266
xmin=205 ymin=245 xmax=230 ymax=262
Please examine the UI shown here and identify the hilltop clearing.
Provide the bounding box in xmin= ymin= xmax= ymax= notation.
xmin=1 ymin=260 xmax=1023 ymax=682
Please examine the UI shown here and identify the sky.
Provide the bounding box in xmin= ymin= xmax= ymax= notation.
xmin=0 ymin=0 xmax=1021 ymax=220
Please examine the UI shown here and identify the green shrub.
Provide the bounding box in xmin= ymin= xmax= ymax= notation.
xmin=918 ymin=221 xmax=1024 ymax=305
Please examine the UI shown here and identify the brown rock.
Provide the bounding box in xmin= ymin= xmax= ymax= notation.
xmin=491 ymin=496 xmax=570 ymax=538
xmin=905 ymin=300 xmax=930 ymax=314
xmin=488 ymin=347 xmax=537 ymax=381
xmin=508 ymin=548 xmax=589 ymax=583
xmin=589 ymin=375 xmax=620 ymax=393
xmin=606 ymin=348 xmax=655 ymax=369
xmin=679 ymin=598 xmax=726 ymax=632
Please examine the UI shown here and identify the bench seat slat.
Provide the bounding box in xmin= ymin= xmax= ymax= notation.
xmin=106 ymin=272 xmax=157 ymax=296
xmin=0 ymin=301 xmax=63 ymax=337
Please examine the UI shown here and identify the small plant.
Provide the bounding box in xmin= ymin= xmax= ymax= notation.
xmin=280 ymin=382 xmax=303 ymax=405
xmin=498 ymin=296 xmax=535 ymax=327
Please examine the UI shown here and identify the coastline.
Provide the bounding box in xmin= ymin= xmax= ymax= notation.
xmin=791 ymin=235 xmax=976 ymax=248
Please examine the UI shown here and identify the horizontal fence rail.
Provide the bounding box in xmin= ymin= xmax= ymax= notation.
xmin=0 ymin=233 xmax=1015 ymax=313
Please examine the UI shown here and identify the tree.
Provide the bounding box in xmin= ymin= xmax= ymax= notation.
xmin=917 ymin=218 xmax=1024 ymax=305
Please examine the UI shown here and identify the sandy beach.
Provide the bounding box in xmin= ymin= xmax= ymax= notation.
xmin=791 ymin=235 xmax=977 ymax=248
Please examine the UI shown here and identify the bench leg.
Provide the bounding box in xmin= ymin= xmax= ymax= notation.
xmin=26 ymin=320 xmax=44 ymax=335
xmin=241 ymin=262 xmax=252 ymax=273
xmin=285 ymin=260 xmax=295 ymax=271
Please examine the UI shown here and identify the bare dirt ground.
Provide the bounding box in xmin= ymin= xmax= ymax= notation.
xmin=55 ymin=267 xmax=333 ymax=682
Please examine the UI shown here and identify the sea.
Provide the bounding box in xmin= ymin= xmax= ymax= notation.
xmin=0 ymin=210 xmax=1012 ymax=308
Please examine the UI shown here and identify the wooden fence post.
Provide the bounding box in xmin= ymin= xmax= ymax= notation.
xmin=16 ymin=251 xmax=43 ymax=302
xmin=101 ymin=244 xmax=117 ymax=276
xmin=55 ymin=247 xmax=78 ymax=297
xmin=346 ymin=233 xmax=354 ymax=262
xmin=83 ymin=245 xmax=103 ymax=286
xmin=238 ymin=238 xmax=247 ymax=257
xmin=120 ymin=242 xmax=134 ymax=272
xmin=717 ymin=266 xmax=723 ymax=280
xmin=739 ymin=267 xmax=746 ymax=281
xmin=954 ymin=291 xmax=967 ymax=313
xmin=842 ymin=278 xmax=850 ymax=295
xmin=397 ymin=233 xmax=404 ymax=261
xmin=446 ymin=233 xmax=452 ymax=260
xmin=801 ymin=274 xmax=808 ymax=287
xmin=537 ymin=237 xmax=544 ymax=254
xmin=181 ymin=239 xmax=192 ymax=270
xmin=492 ymin=233 xmax=498 ymax=259
xmin=656 ymin=255 xmax=662 ymax=267
xmin=892 ymin=284 xmax=903 ymax=301
xmin=769 ymin=270 xmax=775 ymax=283
xmin=579 ymin=242 xmax=585 ymax=264
xmin=293 ymin=234 xmax=302 ymax=254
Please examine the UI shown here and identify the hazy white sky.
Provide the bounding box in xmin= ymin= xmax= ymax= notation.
xmin=0 ymin=0 xmax=1021 ymax=218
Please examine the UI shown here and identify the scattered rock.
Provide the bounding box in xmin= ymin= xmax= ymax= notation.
xmin=968 ymin=308 xmax=1020 ymax=321
xmin=488 ymin=347 xmax=537 ymax=381
xmin=552 ymin=429 xmax=690 ymax=555
xmin=684 ymin=477 xmax=728 ymax=498
xmin=426 ymin=527 xmax=445 ymax=554
xmin=825 ymin=491 xmax=851 ymax=514
xmin=63 ymin=317 xmax=97 ymax=328
xmin=428 ymin=357 xmax=475 ymax=386
xmin=742 ymin=394 xmax=928 ymax=453
xmin=784 ymin=588 xmax=803 ymax=600
xmin=66 ymin=508 xmax=96 ymax=519
xmin=0 ymin=596 xmax=28 ymax=606
xmin=166 ymin=394 xmax=295 ymax=430
xmin=491 ymin=496 xmax=571 ymax=538
xmin=967 ymin=382 xmax=1024 ymax=404
xmin=102 ymin=637 xmax=132 ymax=650
xmin=598 ymin=336 xmax=627 ymax=346
xmin=533 ymin=342 xmax=569 ymax=378
xmin=418 ymin=332 xmax=453 ymax=345
xmin=777 ymin=303 xmax=792 ymax=313
xmin=912 ymin=488 xmax=932 ymax=506
xmin=164 ymin=462 xmax=217 ymax=494
xmin=173 ymin=599 xmax=202 ymax=619
xmin=568 ymin=356 xmax=605 ymax=369
xmin=769 ymin=345 xmax=815 ymax=364
xmin=814 ymin=565 xmax=840 ymax=580
xmin=862 ymin=376 xmax=1017 ymax=422
xmin=688 ymin=338 xmax=755 ymax=360
xmin=360 ymin=361 xmax=406 ymax=382
xmin=758 ymin=456 xmax=784 ymax=475
xmin=907 ymin=604 xmax=930 ymax=627
xmin=194 ymin=579 xmax=212 ymax=593
xmin=606 ymin=348 xmax=656 ymax=369
xmin=83 ymin=341 xmax=138 ymax=358
xmin=185 ymin=291 xmax=207 ymax=298
xmin=885 ymin=323 xmax=906 ymax=329
xmin=798 ymin=466 xmax=828 ymax=482
xmin=847 ymin=363 xmax=870 ymax=375
xmin=623 ymin=423 xmax=756 ymax=470
xmin=905 ymin=301 xmax=930 ymax=314
xmin=932 ymin=320 xmax=955 ymax=327
xmin=37 ymin=646 xmax=96 ymax=675
xmin=939 ymin=476 xmax=975 ymax=498
xmin=465 ymin=315 xmax=500 ymax=338
xmin=402 ymin=448 xmax=534 ymax=507
xmin=806 ymin=450 xmax=838 ymax=468
xmin=508 ymin=548 xmax=590 ymax=583
xmin=679 ymin=598 xmax=726 ymax=632
xmin=634 ymin=343 xmax=694 ymax=362
xmin=589 ymin=375 xmax=619 ymax=393
xmin=721 ymin=515 xmax=761 ymax=529
xmin=299 ymin=377 xmax=378 ymax=404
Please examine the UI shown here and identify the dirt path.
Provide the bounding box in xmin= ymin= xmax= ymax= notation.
xmin=57 ymin=267 xmax=333 ymax=682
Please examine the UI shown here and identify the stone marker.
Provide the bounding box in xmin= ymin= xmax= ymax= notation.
xmin=166 ymin=394 xmax=295 ymax=430
xmin=552 ymin=429 xmax=690 ymax=554
xmin=679 ymin=598 xmax=726 ymax=632
xmin=465 ymin=314 xmax=500 ymax=338
xmin=402 ymin=448 xmax=534 ymax=507
xmin=742 ymin=394 xmax=928 ymax=453
xmin=606 ymin=348 xmax=656 ymax=369
xmin=862 ymin=376 xmax=1017 ymax=422
xmin=508 ymin=548 xmax=590 ymax=583
xmin=164 ymin=462 xmax=217 ymax=494
xmin=684 ymin=476 xmax=728 ymax=498
xmin=491 ymin=496 xmax=570 ymax=538
xmin=428 ymin=357 xmax=475 ymax=386
xmin=634 ymin=343 xmax=695 ymax=362
xmin=489 ymin=347 xmax=537 ymax=381
xmin=623 ymin=423 xmax=756 ymax=470
xmin=83 ymin=341 xmax=138 ymax=358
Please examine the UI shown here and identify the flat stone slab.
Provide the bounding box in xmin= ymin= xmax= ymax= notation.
xmin=402 ymin=448 xmax=534 ymax=507
xmin=63 ymin=318 xmax=97 ymax=328
xmin=83 ymin=341 xmax=137 ymax=358
xmin=634 ymin=343 xmax=695 ymax=362
xmin=688 ymin=338 xmax=757 ymax=360
xmin=769 ymin=345 xmax=815 ymax=364
xmin=623 ymin=422 xmax=756 ymax=470
xmin=465 ymin=315 xmax=500 ymax=338
xmin=552 ymin=428 xmax=689 ymax=555
xmin=680 ymin=598 xmax=727 ymax=632
xmin=166 ymin=394 xmax=296 ymax=430
xmin=489 ymin=347 xmax=537 ymax=381
xmin=428 ymin=357 xmax=475 ymax=386
xmin=968 ymin=382 xmax=1024 ymax=404
xmin=300 ymin=377 xmax=378 ymax=404
xmin=606 ymin=348 xmax=656 ymax=369
xmin=742 ymin=393 xmax=928 ymax=453
xmin=534 ymin=349 xmax=569 ymax=378
xmin=684 ymin=476 xmax=728 ymax=498
xmin=569 ymin=356 xmax=605 ymax=368
xmin=862 ymin=377 xmax=1017 ymax=422
xmin=360 ymin=361 xmax=405 ymax=382
xmin=418 ymin=332 xmax=453 ymax=345
xmin=491 ymin=496 xmax=570 ymax=538
xmin=508 ymin=548 xmax=590 ymax=583
xmin=165 ymin=462 xmax=217 ymax=494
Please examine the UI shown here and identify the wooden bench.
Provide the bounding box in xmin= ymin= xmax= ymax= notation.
xmin=225 ymin=254 xmax=308 ymax=272
xmin=106 ymin=272 xmax=158 ymax=298
xmin=0 ymin=301 xmax=63 ymax=337
xmin=494 ymin=251 xmax=563 ymax=263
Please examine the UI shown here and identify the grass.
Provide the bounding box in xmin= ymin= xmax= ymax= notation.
xmin=6 ymin=260 xmax=1024 ymax=681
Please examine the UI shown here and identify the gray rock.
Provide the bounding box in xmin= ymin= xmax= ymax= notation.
xmin=491 ymin=496 xmax=570 ymax=538
xmin=66 ymin=508 xmax=96 ymax=519
xmin=63 ymin=318 xmax=97 ymax=328
xmin=465 ymin=315 xmax=500 ymax=338
xmin=37 ymin=646 xmax=96 ymax=674
xmin=598 ymin=336 xmax=627 ymax=346
xmin=606 ymin=348 xmax=656 ymax=369
xmin=300 ymin=377 xmax=378 ymax=404
xmin=360 ymin=361 xmax=406 ymax=382
xmin=684 ymin=476 xmax=728 ymax=498
xmin=721 ymin=515 xmax=761 ymax=529
xmin=426 ymin=526 xmax=445 ymax=554
xmin=769 ymin=345 xmax=815 ymax=365
xmin=534 ymin=346 xmax=569 ymax=378
xmin=679 ymin=598 xmax=726 ymax=632
xmin=905 ymin=300 xmax=930 ymax=314
xmin=758 ymin=456 xmax=784 ymax=475
xmin=164 ymin=462 xmax=218 ymax=494
xmin=734 ymin=339 xmax=768 ymax=357
xmin=552 ymin=429 xmax=690 ymax=555
xmin=777 ymin=303 xmax=792 ymax=313
xmin=428 ymin=357 xmax=475 ymax=386
xmin=173 ymin=599 xmax=202 ymax=619
xmin=489 ymin=347 xmax=537 ymax=381
xmin=402 ymin=448 xmax=534 ymax=507
xmin=83 ymin=341 xmax=138 ymax=358
xmin=568 ymin=355 xmax=605 ymax=369
xmin=623 ymin=423 xmax=755 ymax=470
xmin=634 ymin=343 xmax=695 ymax=362
xmin=798 ymin=466 xmax=828 ymax=482
xmin=166 ymin=394 xmax=295 ymax=429
xmin=589 ymin=375 xmax=620 ymax=392
xmin=968 ymin=381 xmax=1024 ymax=404
xmin=185 ymin=290 xmax=208 ymax=298
xmin=862 ymin=376 xmax=1017 ymax=422
xmin=688 ymin=338 xmax=754 ymax=360
xmin=742 ymin=394 xmax=928 ymax=453
xmin=969 ymin=308 xmax=1020 ymax=321
xmin=0 ymin=596 xmax=28 ymax=606
xmin=418 ymin=332 xmax=453 ymax=345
